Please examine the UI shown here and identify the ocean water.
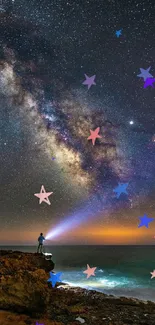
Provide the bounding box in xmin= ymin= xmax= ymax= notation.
xmin=1 ymin=245 xmax=155 ymax=302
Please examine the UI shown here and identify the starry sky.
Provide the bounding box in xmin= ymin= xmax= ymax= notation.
xmin=0 ymin=0 xmax=155 ymax=245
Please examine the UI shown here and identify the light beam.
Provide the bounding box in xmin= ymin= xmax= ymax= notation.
xmin=45 ymin=194 xmax=106 ymax=240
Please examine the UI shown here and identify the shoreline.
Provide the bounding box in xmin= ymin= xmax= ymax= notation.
xmin=62 ymin=282 xmax=155 ymax=304
xmin=0 ymin=250 xmax=155 ymax=324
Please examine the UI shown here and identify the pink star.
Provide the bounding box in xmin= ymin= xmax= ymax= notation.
xmin=34 ymin=185 xmax=53 ymax=205
xmin=87 ymin=127 xmax=102 ymax=145
xmin=82 ymin=74 xmax=96 ymax=90
xmin=150 ymin=270 xmax=155 ymax=279
xmin=83 ymin=264 xmax=97 ymax=279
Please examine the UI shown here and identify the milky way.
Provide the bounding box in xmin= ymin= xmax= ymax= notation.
xmin=0 ymin=45 xmax=131 ymax=195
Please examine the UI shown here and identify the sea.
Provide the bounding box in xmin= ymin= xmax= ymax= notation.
xmin=1 ymin=245 xmax=155 ymax=303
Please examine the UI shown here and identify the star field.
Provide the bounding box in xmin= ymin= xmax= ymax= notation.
xmin=0 ymin=0 xmax=155 ymax=244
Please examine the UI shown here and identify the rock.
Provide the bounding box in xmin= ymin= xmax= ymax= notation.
xmin=75 ymin=316 xmax=85 ymax=323
xmin=0 ymin=250 xmax=155 ymax=325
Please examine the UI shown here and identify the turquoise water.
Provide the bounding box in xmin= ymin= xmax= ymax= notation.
xmin=1 ymin=245 xmax=155 ymax=302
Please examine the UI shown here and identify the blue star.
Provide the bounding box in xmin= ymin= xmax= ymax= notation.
xmin=116 ymin=29 xmax=122 ymax=38
xmin=138 ymin=214 xmax=154 ymax=228
xmin=113 ymin=182 xmax=129 ymax=198
xmin=137 ymin=66 xmax=153 ymax=81
xmin=47 ymin=271 xmax=62 ymax=288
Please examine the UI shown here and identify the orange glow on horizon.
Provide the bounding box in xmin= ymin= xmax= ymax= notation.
xmin=0 ymin=223 xmax=154 ymax=245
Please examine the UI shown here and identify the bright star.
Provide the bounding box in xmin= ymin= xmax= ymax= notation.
xmin=129 ymin=121 xmax=134 ymax=125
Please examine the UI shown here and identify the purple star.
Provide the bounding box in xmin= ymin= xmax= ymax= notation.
xmin=144 ymin=78 xmax=155 ymax=88
xmin=82 ymin=74 xmax=96 ymax=90
xmin=52 ymin=157 xmax=56 ymax=160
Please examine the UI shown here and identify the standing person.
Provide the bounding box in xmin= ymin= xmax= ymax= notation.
xmin=37 ymin=233 xmax=45 ymax=254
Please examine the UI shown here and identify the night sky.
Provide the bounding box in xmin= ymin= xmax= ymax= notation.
xmin=0 ymin=0 xmax=155 ymax=245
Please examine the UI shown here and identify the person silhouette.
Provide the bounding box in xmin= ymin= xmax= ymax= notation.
xmin=37 ymin=232 xmax=45 ymax=254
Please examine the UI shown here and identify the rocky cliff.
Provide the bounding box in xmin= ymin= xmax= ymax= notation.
xmin=0 ymin=250 xmax=155 ymax=325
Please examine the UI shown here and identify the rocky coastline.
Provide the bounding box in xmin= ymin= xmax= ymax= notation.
xmin=0 ymin=250 xmax=155 ymax=325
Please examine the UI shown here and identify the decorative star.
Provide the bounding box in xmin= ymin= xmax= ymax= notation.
xmin=82 ymin=74 xmax=96 ymax=90
xmin=47 ymin=271 xmax=62 ymax=288
xmin=115 ymin=29 xmax=122 ymax=38
xmin=137 ymin=67 xmax=153 ymax=81
xmin=113 ymin=182 xmax=129 ymax=199
xmin=144 ymin=78 xmax=155 ymax=88
xmin=34 ymin=185 xmax=53 ymax=205
xmin=83 ymin=264 xmax=97 ymax=279
xmin=138 ymin=214 xmax=154 ymax=228
xmin=87 ymin=127 xmax=102 ymax=145
xmin=150 ymin=270 xmax=155 ymax=279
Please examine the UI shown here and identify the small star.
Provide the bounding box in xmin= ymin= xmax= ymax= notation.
xmin=82 ymin=74 xmax=96 ymax=90
xmin=87 ymin=127 xmax=102 ymax=145
xmin=47 ymin=271 xmax=62 ymax=288
xmin=144 ymin=78 xmax=155 ymax=88
xmin=34 ymin=185 xmax=53 ymax=205
xmin=115 ymin=29 xmax=122 ymax=37
xmin=83 ymin=264 xmax=97 ymax=279
xmin=138 ymin=214 xmax=154 ymax=228
xmin=52 ymin=157 xmax=56 ymax=160
xmin=129 ymin=120 xmax=134 ymax=125
xmin=137 ymin=67 xmax=153 ymax=81
xmin=150 ymin=270 xmax=155 ymax=279
xmin=152 ymin=135 xmax=155 ymax=142
xmin=113 ymin=182 xmax=129 ymax=198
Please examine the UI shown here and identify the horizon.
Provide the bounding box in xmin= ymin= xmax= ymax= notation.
xmin=1 ymin=244 xmax=155 ymax=246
